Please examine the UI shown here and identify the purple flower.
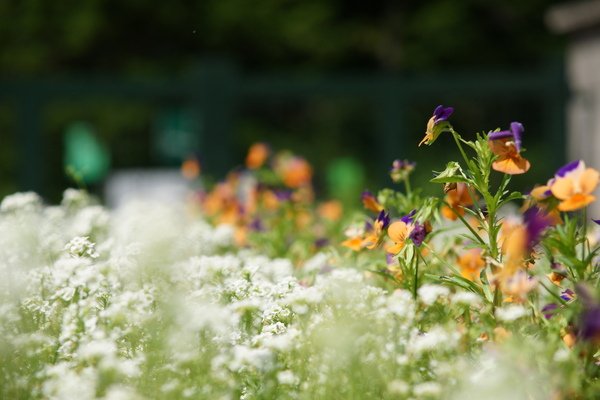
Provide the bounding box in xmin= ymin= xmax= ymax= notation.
xmin=274 ymin=190 xmax=293 ymax=201
xmin=488 ymin=122 xmax=524 ymax=152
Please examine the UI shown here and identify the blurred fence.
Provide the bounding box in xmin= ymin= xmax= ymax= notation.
xmin=0 ymin=60 xmax=566 ymax=198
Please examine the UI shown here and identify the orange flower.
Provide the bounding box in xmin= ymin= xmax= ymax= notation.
xmin=246 ymin=142 xmax=270 ymax=169
xmin=549 ymin=160 xmax=600 ymax=211
xmin=488 ymin=122 xmax=530 ymax=175
xmin=457 ymin=249 xmax=485 ymax=281
xmin=317 ymin=200 xmax=343 ymax=222
xmin=441 ymin=183 xmax=474 ymax=220
xmin=275 ymin=155 xmax=313 ymax=188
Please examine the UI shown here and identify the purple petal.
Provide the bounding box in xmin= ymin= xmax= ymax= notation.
xmin=433 ymin=105 xmax=454 ymax=123
xmin=376 ymin=210 xmax=391 ymax=229
xmin=579 ymin=306 xmax=600 ymax=340
xmin=386 ymin=253 xmax=396 ymax=265
xmin=488 ymin=129 xmax=512 ymax=141
xmin=542 ymin=303 xmax=559 ymax=319
xmin=556 ymin=160 xmax=581 ymax=177
xmin=400 ymin=209 xmax=416 ymax=224
xmin=409 ymin=223 xmax=428 ymax=246
xmin=561 ymin=288 xmax=576 ymax=302
xmin=510 ymin=122 xmax=523 ymax=152
xmin=593 ymin=219 xmax=600 ymax=225
xmin=523 ymin=207 xmax=552 ymax=248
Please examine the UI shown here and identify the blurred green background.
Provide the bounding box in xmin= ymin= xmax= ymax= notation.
xmin=0 ymin=0 xmax=568 ymax=203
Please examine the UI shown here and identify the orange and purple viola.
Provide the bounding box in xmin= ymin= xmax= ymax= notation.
xmin=488 ymin=122 xmax=531 ymax=175
xmin=549 ymin=160 xmax=600 ymax=211
xmin=386 ymin=210 xmax=429 ymax=255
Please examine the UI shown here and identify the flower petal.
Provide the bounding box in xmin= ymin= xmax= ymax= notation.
xmin=550 ymin=176 xmax=574 ymax=200
xmin=492 ymin=156 xmax=530 ymax=175
xmin=558 ymin=194 xmax=596 ymax=211
xmin=580 ymin=168 xmax=600 ymax=195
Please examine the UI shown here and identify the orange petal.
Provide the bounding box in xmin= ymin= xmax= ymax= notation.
xmin=342 ymin=236 xmax=364 ymax=251
xmin=550 ymin=176 xmax=574 ymax=200
xmin=386 ymin=242 xmax=404 ymax=255
xmin=558 ymin=194 xmax=596 ymax=211
xmin=492 ymin=156 xmax=530 ymax=175
xmin=441 ymin=205 xmax=459 ymax=220
xmin=387 ymin=221 xmax=408 ymax=243
xmin=580 ymin=168 xmax=600 ymax=195
xmin=488 ymin=138 xmax=513 ymax=157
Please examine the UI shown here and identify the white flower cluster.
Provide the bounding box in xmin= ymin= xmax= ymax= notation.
xmin=0 ymin=190 xmax=472 ymax=399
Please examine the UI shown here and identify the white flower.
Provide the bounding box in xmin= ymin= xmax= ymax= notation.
xmin=413 ymin=381 xmax=442 ymax=397
xmin=417 ymin=284 xmax=449 ymax=306
xmin=451 ymin=291 xmax=481 ymax=306
xmin=387 ymin=379 xmax=409 ymax=395
xmin=495 ymin=305 xmax=528 ymax=322
xmin=1 ymin=192 xmax=42 ymax=213
xmin=277 ymin=370 xmax=298 ymax=385
xmin=64 ymin=236 xmax=99 ymax=259
xmin=411 ymin=327 xmax=458 ymax=354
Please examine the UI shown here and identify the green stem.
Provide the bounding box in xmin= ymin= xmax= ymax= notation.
xmin=582 ymin=207 xmax=588 ymax=263
xmin=413 ymin=253 xmax=419 ymax=300
xmin=539 ymin=280 xmax=567 ymax=305
xmin=403 ymin=176 xmax=412 ymax=196
xmin=451 ymin=129 xmax=471 ymax=168
xmin=441 ymin=200 xmax=486 ymax=247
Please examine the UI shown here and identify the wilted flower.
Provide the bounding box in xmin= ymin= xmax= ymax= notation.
xmin=488 ymin=122 xmax=530 ymax=175
xmin=419 ymin=105 xmax=454 ymax=146
xmin=549 ymin=160 xmax=600 ymax=211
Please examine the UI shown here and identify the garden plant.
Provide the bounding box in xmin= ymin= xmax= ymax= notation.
xmin=1 ymin=106 xmax=599 ymax=399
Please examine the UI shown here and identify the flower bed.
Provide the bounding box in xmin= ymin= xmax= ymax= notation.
xmin=1 ymin=106 xmax=599 ymax=399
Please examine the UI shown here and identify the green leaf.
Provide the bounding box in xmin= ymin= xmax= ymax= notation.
xmin=430 ymin=161 xmax=469 ymax=184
